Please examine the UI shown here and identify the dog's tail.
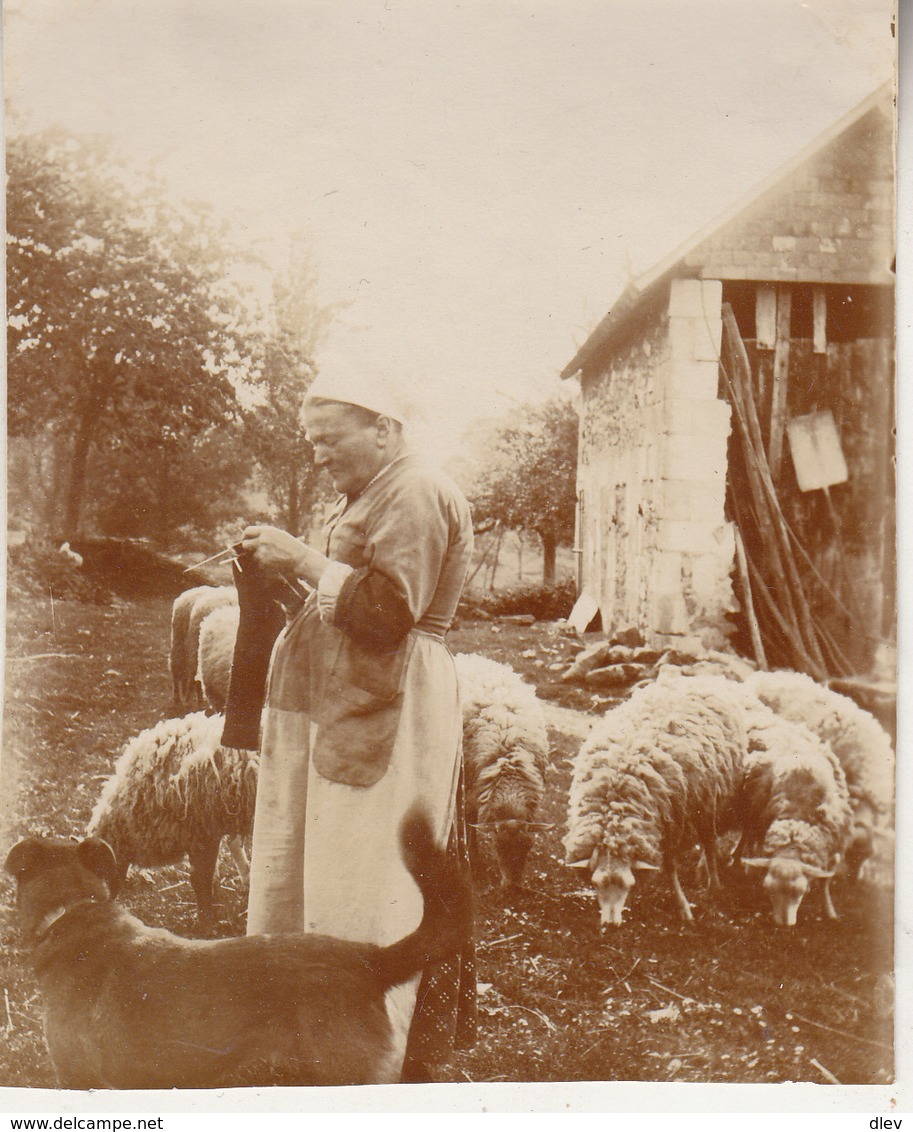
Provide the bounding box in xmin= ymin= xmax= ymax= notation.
xmin=372 ymin=806 xmax=473 ymax=990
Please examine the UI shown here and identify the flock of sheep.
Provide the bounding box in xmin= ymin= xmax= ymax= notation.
xmin=86 ymin=583 xmax=895 ymax=936
xmin=565 ymin=668 xmax=893 ymax=927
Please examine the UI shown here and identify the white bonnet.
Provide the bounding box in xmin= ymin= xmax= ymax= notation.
xmin=305 ymin=367 xmax=411 ymax=424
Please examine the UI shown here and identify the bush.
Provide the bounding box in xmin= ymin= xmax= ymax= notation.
xmin=7 ymin=538 xmax=112 ymax=604
xmin=460 ymin=577 xmax=577 ymax=622
xmin=65 ymin=537 xmax=197 ymax=599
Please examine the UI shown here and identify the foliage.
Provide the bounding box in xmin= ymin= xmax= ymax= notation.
xmin=466 ymin=395 xmax=578 ymax=584
xmin=87 ymin=423 xmax=251 ymax=540
xmin=460 ymin=577 xmax=577 ymax=622
xmin=6 ymin=128 xmax=256 ymax=537
xmin=240 ymin=236 xmax=341 ymax=534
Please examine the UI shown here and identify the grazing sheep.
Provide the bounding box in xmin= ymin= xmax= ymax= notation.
xmin=198 ymin=603 xmax=241 ymax=713
xmin=454 ymin=652 xmax=551 ymax=887
xmin=87 ymin=712 xmax=257 ymax=924
xmin=733 ymin=696 xmax=854 ymax=925
xmin=746 ymin=668 xmax=895 ymax=880
xmin=183 ymin=586 xmax=238 ymax=707
xmin=563 ymin=677 xmax=746 ymax=926
xmin=650 ymin=668 xmax=856 ymax=923
xmin=170 ymin=585 xmax=212 ymax=705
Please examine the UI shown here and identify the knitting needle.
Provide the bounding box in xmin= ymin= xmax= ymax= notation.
xmin=183 ymin=543 xmax=244 ymax=573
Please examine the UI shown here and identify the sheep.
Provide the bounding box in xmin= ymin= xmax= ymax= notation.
xmin=197 ymin=603 xmax=241 ymax=713
xmin=169 ymin=585 xmax=215 ymax=705
xmin=179 ymin=585 xmax=238 ymax=708
xmin=453 ymin=652 xmax=551 ymax=888
xmin=563 ymin=676 xmax=747 ymax=926
xmin=746 ymin=668 xmax=895 ymax=880
xmin=87 ymin=711 xmax=257 ymax=925
xmin=732 ymin=695 xmax=854 ymax=925
xmin=649 ymin=668 xmax=856 ymax=924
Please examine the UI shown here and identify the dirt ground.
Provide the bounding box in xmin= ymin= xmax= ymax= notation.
xmin=0 ymin=594 xmax=895 ymax=1089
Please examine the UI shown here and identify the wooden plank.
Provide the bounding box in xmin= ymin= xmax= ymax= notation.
xmin=734 ymin=526 xmax=768 ymax=669
xmin=813 ymin=287 xmax=827 ymax=354
xmin=768 ymin=286 xmax=792 ymax=481
xmin=756 ymin=351 xmax=774 ymax=450
xmin=574 ymin=488 xmax=585 ymax=593
xmin=755 ymin=284 xmax=777 ymax=350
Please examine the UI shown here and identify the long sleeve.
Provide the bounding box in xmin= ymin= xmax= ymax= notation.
xmin=330 ymin=473 xmax=455 ymax=651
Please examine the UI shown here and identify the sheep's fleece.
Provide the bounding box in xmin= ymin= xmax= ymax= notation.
xmin=564 ymin=676 xmax=747 ymax=924
xmin=454 ymin=651 xmax=550 ymax=885
xmin=87 ymin=711 xmax=258 ymax=917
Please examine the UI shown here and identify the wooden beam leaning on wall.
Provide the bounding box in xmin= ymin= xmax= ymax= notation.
xmin=719 ymin=302 xmax=838 ymax=680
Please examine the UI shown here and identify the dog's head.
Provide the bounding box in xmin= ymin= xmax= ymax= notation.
xmin=5 ymin=836 xmax=119 ymax=945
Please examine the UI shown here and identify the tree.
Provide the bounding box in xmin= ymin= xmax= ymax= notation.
xmin=467 ymin=395 xmax=578 ymax=585
xmin=86 ymin=423 xmax=252 ymax=540
xmin=241 ymin=236 xmax=342 ymax=534
xmin=7 ymin=128 xmax=255 ymax=538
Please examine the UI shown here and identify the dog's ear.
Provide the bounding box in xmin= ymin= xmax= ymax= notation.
xmin=76 ymin=838 xmax=119 ymax=891
xmin=4 ymin=838 xmax=46 ymax=880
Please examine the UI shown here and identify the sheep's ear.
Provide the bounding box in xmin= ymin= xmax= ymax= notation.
xmin=800 ymin=864 xmax=836 ymax=879
xmin=4 ymin=839 xmax=45 ymax=879
xmin=740 ymin=857 xmax=771 ymax=870
xmin=633 ymin=860 xmax=660 ymax=871
xmin=76 ymin=838 xmax=119 ymax=890
xmin=566 ymin=848 xmax=600 ymax=869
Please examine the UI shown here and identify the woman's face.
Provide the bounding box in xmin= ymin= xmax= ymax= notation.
xmin=303 ymin=401 xmax=386 ymax=496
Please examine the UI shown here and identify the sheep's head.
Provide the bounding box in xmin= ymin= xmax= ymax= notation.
xmin=493 ymin=820 xmax=535 ymax=888
xmin=568 ymin=848 xmax=658 ymax=927
xmin=743 ymin=856 xmax=833 ymax=926
xmin=476 ymin=818 xmax=552 ymax=888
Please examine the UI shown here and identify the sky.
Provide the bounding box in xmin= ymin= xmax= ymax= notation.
xmin=3 ymin=0 xmax=896 ymax=459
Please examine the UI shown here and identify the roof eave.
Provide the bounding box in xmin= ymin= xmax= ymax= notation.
xmin=561 ymin=80 xmax=894 ymax=382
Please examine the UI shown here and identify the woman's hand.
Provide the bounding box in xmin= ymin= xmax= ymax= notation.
xmin=239 ymin=525 xmax=329 ymax=588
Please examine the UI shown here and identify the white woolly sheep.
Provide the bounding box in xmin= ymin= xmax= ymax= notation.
xmin=563 ymin=676 xmax=747 ymax=926
xmin=169 ymin=585 xmax=211 ymax=705
xmin=746 ymin=668 xmax=895 ymax=880
xmin=197 ymin=603 xmax=241 ymax=713
xmin=87 ymin=711 xmax=257 ymax=924
xmin=732 ymin=694 xmax=854 ymax=925
xmin=454 ymin=652 xmax=551 ymax=887
xmin=651 ymin=668 xmax=857 ymax=924
xmin=181 ymin=586 xmax=238 ymax=708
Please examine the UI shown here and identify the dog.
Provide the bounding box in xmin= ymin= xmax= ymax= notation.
xmin=5 ymin=808 xmax=472 ymax=1089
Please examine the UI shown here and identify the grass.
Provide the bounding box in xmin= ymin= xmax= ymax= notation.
xmin=0 ymin=593 xmax=895 ymax=1089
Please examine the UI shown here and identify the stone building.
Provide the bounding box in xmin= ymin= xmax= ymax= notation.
xmin=562 ymin=83 xmax=894 ymax=675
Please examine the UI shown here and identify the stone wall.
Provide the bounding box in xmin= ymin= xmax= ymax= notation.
xmin=577 ymin=278 xmax=735 ymax=649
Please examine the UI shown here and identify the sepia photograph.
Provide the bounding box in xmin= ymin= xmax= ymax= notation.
xmin=1 ymin=0 xmax=903 ymax=1116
